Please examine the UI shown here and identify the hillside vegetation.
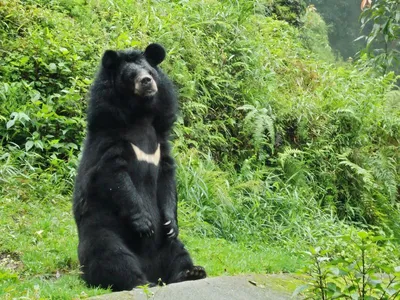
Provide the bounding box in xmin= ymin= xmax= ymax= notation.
xmin=1 ymin=0 xmax=399 ymax=298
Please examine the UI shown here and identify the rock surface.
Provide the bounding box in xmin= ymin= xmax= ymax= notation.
xmin=89 ymin=274 xmax=303 ymax=300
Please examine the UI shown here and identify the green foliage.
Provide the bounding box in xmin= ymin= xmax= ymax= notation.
xmin=295 ymin=231 xmax=400 ymax=299
xmin=176 ymin=148 xmax=357 ymax=250
xmin=238 ymin=103 xmax=276 ymax=159
xmin=300 ymin=6 xmax=335 ymax=62
xmin=0 ymin=0 xmax=398 ymax=249
xmin=0 ymin=0 xmax=399 ymax=297
xmin=263 ymin=0 xmax=307 ymax=27
xmin=358 ymin=0 xmax=400 ymax=75
xmin=0 ymin=153 xmax=302 ymax=298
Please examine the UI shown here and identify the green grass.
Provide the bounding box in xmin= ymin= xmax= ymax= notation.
xmin=0 ymin=158 xmax=305 ymax=299
xmin=183 ymin=236 xmax=303 ymax=275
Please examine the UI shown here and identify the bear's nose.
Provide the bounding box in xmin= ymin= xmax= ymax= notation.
xmin=140 ymin=76 xmax=152 ymax=85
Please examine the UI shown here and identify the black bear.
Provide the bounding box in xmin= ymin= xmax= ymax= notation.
xmin=72 ymin=43 xmax=206 ymax=291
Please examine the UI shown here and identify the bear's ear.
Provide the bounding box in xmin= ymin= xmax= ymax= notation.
xmin=144 ymin=43 xmax=166 ymax=65
xmin=102 ymin=50 xmax=120 ymax=69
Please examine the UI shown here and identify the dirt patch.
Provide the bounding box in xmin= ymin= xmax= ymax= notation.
xmin=0 ymin=251 xmax=24 ymax=271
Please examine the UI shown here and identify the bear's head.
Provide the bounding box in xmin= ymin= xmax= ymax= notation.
xmin=101 ymin=43 xmax=166 ymax=99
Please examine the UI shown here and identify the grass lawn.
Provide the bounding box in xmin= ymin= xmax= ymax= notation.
xmin=0 ymin=170 xmax=304 ymax=299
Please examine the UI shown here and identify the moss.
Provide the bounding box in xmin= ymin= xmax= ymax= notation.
xmin=251 ymin=274 xmax=307 ymax=293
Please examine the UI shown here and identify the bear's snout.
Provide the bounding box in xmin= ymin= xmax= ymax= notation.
xmin=140 ymin=76 xmax=152 ymax=85
xmin=135 ymin=73 xmax=158 ymax=97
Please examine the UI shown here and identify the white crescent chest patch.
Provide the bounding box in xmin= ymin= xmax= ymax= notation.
xmin=131 ymin=143 xmax=160 ymax=166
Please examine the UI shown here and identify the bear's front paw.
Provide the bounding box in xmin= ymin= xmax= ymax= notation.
xmin=163 ymin=219 xmax=178 ymax=239
xmin=130 ymin=211 xmax=154 ymax=237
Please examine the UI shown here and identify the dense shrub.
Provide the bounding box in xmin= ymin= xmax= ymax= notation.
xmin=0 ymin=0 xmax=399 ymax=245
xmin=263 ymin=0 xmax=307 ymax=27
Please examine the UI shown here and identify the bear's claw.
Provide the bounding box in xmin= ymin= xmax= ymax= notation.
xmin=184 ymin=266 xmax=207 ymax=280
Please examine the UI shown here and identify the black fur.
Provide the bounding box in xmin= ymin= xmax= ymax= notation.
xmin=72 ymin=43 xmax=206 ymax=291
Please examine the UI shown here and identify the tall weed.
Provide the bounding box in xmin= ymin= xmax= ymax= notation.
xmin=0 ymin=0 xmax=399 ymax=247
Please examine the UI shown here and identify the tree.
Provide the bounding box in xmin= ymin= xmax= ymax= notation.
xmin=358 ymin=0 xmax=400 ymax=75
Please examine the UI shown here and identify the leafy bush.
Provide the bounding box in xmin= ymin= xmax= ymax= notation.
xmin=263 ymin=0 xmax=307 ymax=27
xmin=300 ymin=6 xmax=335 ymax=62
xmin=296 ymin=231 xmax=400 ymax=299
xmin=358 ymin=0 xmax=400 ymax=75
xmin=1 ymin=0 xmax=400 ymax=297
xmin=0 ymin=0 xmax=399 ymax=261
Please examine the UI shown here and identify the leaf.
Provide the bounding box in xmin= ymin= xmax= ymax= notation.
xmin=367 ymin=279 xmax=382 ymax=286
xmin=364 ymin=296 xmax=378 ymax=300
xmin=370 ymin=235 xmax=391 ymax=242
xmin=34 ymin=140 xmax=44 ymax=150
xmin=248 ymin=280 xmax=257 ymax=286
xmin=330 ymin=267 xmax=340 ymax=276
xmin=292 ymin=284 xmax=310 ymax=297
xmin=18 ymin=112 xmax=30 ymax=122
xmin=317 ymin=256 xmax=330 ymax=263
xmin=31 ymin=92 xmax=41 ymax=102
xmin=350 ymin=292 xmax=359 ymax=299
xmin=332 ymin=291 xmax=344 ymax=298
xmin=48 ymin=63 xmax=57 ymax=72
xmin=6 ymin=119 xmax=15 ymax=129
xmin=19 ymin=56 xmax=29 ymax=65
xmin=354 ymin=35 xmax=365 ymax=42
xmin=309 ymin=246 xmax=321 ymax=255
xmin=25 ymin=141 xmax=34 ymax=151
xmin=59 ymin=47 xmax=69 ymax=54
xmin=357 ymin=231 xmax=369 ymax=240
xmin=67 ymin=143 xmax=78 ymax=150
xmin=327 ymin=282 xmax=340 ymax=292
xmin=383 ymin=287 xmax=397 ymax=296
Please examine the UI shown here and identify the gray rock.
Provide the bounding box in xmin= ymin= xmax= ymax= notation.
xmin=90 ymin=274 xmax=302 ymax=300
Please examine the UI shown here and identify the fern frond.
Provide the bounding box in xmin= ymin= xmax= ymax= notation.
xmin=338 ymin=152 xmax=375 ymax=187
xmin=278 ymin=148 xmax=304 ymax=167
xmin=237 ymin=103 xmax=276 ymax=153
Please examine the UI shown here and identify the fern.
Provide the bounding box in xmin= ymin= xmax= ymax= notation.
xmin=238 ymin=103 xmax=276 ymax=154
xmin=337 ymin=151 xmax=375 ymax=188
xmin=278 ymin=147 xmax=304 ymax=167
xmin=385 ymin=90 xmax=400 ymax=113
xmin=370 ymin=150 xmax=398 ymax=204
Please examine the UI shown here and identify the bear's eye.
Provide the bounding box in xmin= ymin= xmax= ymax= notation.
xmin=129 ymin=72 xmax=137 ymax=80
xmin=149 ymin=69 xmax=157 ymax=78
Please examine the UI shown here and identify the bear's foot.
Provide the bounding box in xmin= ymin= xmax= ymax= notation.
xmin=168 ymin=265 xmax=206 ymax=284
xmin=183 ymin=266 xmax=207 ymax=281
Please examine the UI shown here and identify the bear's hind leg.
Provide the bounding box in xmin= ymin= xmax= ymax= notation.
xmin=80 ymin=240 xmax=153 ymax=291
xmin=160 ymin=239 xmax=206 ymax=284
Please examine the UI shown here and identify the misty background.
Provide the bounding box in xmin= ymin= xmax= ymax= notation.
xmin=305 ymin=0 xmax=365 ymax=60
